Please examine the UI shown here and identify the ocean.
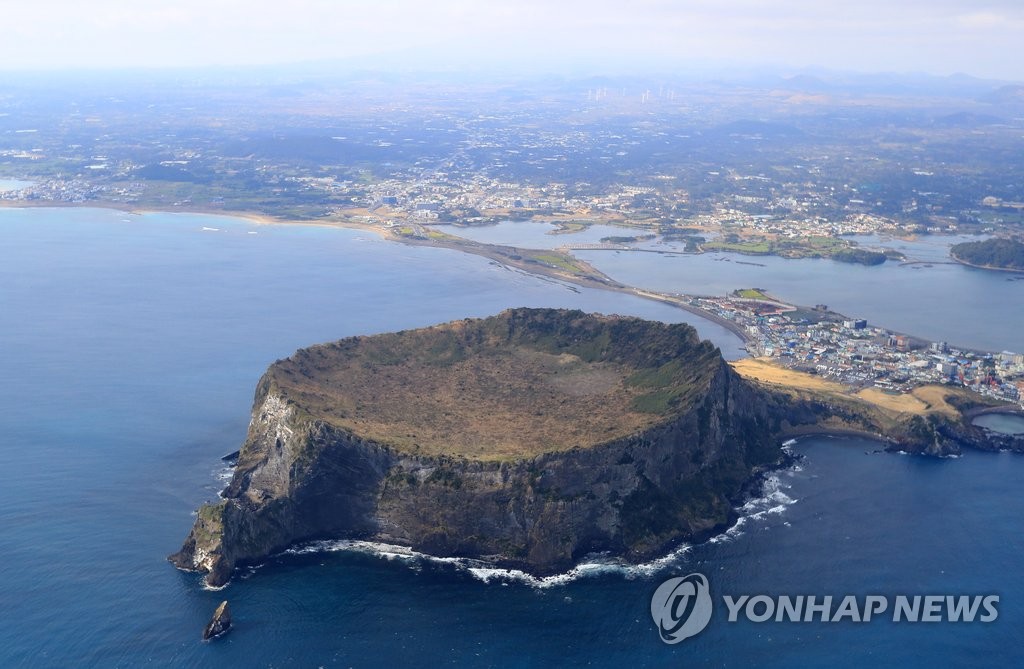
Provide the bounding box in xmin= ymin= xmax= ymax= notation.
xmin=0 ymin=208 xmax=1021 ymax=667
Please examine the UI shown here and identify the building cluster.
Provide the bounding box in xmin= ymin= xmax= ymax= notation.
xmin=354 ymin=173 xmax=657 ymax=220
xmin=686 ymin=294 xmax=1024 ymax=405
xmin=0 ymin=167 xmax=892 ymax=238
xmin=699 ymin=210 xmax=907 ymax=237
xmin=293 ymin=167 xmax=920 ymax=241
xmin=0 ymin=179 xmax=141 ymax=204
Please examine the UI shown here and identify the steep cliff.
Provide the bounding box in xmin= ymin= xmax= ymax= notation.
xmin=169 ymin=309 xmax=1020 ymax=587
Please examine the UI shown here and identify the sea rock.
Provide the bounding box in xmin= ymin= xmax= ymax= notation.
xmin=202 ymin=600 xmax=232 ymax=641
xmin=168 ymin=308 xmax=1019 ymax=587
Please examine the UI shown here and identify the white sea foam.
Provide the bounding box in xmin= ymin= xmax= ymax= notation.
xmin=735 ymin=474 xmax=798 ymax=525
xmin=201 ymin=579 xmax=228 ymax=592
xmin=269 ymin=464 xmax=800 ymax=588
xmin=213 ymin=465 xmax=235 ymax=498
xmin=707 ymin=522 xmax=744 ymax=544
xmin=277 ymin=536 xmax=700 ymax=588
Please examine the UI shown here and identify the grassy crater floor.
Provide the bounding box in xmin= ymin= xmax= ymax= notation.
xmin=264 ymin=309 xmax=721 ymax=460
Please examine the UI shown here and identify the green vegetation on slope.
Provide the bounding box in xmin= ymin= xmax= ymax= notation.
xmin=951 ymin=237 xmax=1024 ymax=271
xmin=831 ymin=248 xmax=888 ymax=265
xmin=705 ymin=235 xmax=893 ymax=264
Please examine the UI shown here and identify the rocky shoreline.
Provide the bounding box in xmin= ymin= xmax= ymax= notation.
xmin=169 ymin=310 xmax=1024 ymax=587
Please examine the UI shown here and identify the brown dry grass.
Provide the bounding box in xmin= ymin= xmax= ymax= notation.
xmin=855 ymin=388 xmax=929 ymax=414
xmin=276 ymin=340 xmax=667 ymax=458
xmin=910 ymin=386 xmax=962 ymax=417
xmin=728 ymin=358 xmax=849 ymax=394
xmin=731 ymin=358 xmax=964 ymax=420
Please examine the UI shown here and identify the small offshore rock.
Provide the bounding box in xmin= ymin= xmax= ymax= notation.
xmin=202 ymin=600 xmax=232 ymax=641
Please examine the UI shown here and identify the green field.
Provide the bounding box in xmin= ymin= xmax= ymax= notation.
xmin=533 ymin=252 xmax=587 ymax=273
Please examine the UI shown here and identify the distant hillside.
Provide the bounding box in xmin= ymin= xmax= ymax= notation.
xmin=776 ymin=74 xmax=831 ymax=93
xmin=934 ymin=111 xmax=1004 ymax=128
xmin=980 ymin=85 xmax=1024 ymax=106
xmin=951 ymin=238 xmax=1024 ymax=271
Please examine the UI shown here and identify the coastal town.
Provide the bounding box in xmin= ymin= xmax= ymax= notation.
xmin=7 ymin=3 xmax=1024 ymax=664
xmin=0 ymin=170 xmax=929 ymax=219
xmin=0 ymin=169 xmax=996 ymax=243
xmin=2 ymin=74 xmax=1023 ymax=411
xmin=683 ymin=290 xmax=1024 ymax=407
xmin=3 ymin=174 xmax=1022 ymax=409
xmin=3 ymin=72 xmax=1024 ymax=262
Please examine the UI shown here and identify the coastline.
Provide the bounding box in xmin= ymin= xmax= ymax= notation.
xmin=154 ymin=207 xmax=631 ymax=293
xmin=965 ymin=405 xmax=1024 ymax=419
xmin=279 ymin=445 xmax=801 ymax=588
xmin=5 ymin=202 xmax=1018 ymax=362
xmin=777 ymin=425 xmax=894 ymax=444
xmin=25 ymin=199 xmax=1005 ymax=588
xmin=180 ymin=208 xmax=757 ymax=346
xmin=627 ymin=288 xmax=754 ymax=344
xmin=209 ymin=211 xmax=760 ymax=348
xmin=31 ymin=202 xmax=751 ymax=344
xmin=949 ymin=251 xmax=1024 ymax=274
xmin=0 ymin=201 xmax=395 ymax=240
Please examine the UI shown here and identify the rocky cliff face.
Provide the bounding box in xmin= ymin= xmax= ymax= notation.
xmin=171 ymin=311 xmax=797 ymax=587
xmin=169 ymin=310 xmax=1022 ymax=588
xmin=770 ymin=390 xmax=1024 ymax=458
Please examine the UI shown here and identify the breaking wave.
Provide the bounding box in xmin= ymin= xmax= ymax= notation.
xmin=280 ymin=539 xmax=695 ymax=588
xmin=213 ymin=465 xmax=234 ymax=499
xmin=270 ymin=461 xmax=800 ymax=588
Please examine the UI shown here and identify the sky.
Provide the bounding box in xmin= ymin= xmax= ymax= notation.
xmin=1 ymin=0 xmax=1020 ymax=80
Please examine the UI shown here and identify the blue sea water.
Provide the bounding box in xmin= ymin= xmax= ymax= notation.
xmin=576 ymin=237 xmax=1023 ymax=353
xmin=428 ymin=220 xmax=1023 ymax=351
xmin=0 ymin=208 xmax=1022 ymax=667
xmin=973 ymin=413 xmax=1024 ymax=435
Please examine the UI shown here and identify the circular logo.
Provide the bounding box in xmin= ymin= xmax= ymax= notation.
xmin=651 ymin=573 xmax=714 ymax=644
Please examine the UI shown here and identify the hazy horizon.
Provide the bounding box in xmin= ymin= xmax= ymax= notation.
xmin=1 ymin=0 xmax=1020 ymax=82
